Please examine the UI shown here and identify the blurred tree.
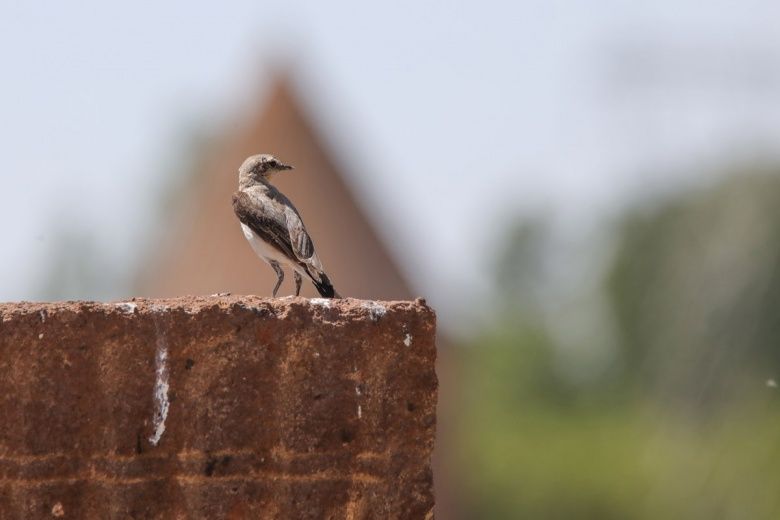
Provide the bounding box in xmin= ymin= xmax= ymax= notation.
xmin=607 ymin=168 xmax=780 ymax=409
xmin=457 ymin=217 xmax=648 ymax=519
xmin=457 ymin=179 xmax=780 ymax=519
xmin=493 ymin=219 xmax=549 ymax=319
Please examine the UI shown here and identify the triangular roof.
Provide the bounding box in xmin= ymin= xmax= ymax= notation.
xmin=137 ymin=75 xmax=413 ymax=300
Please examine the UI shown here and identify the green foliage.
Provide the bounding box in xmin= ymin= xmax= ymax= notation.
xmin=493 ymin=219 xmax=549 ymax=316
xmin=456 ymin=331 xmax=780 ymax=519
xmin=456 ymin=330 xmax=650 ymax=519
xmin=456 ymin=168 xmax=780 ymax=519
xmin=606 ymin=172 xmax=780 ymax=405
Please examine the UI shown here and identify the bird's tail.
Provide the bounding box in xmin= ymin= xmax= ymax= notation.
xmin=309 ymin=269 xmax=339 ymax=298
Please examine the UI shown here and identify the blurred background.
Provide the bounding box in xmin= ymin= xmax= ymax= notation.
xmin=3 ymin=1 xmax=780 ymax=517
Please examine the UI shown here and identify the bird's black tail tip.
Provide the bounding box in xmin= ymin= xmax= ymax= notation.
xmin=312 ymin=273 xmax=339 ymax=299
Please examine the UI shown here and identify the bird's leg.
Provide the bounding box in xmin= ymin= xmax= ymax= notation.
xmin=269 ymin=261 xmax=284 ymax=297
xmin=294 ymin=271 xmax=303 ymax=296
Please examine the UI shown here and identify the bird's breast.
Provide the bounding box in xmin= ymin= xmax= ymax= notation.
xmin=240 ymin=223 xmax=255 ymax=241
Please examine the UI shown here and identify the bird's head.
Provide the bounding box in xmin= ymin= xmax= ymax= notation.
xmin=238 ymin=154 xmax=293 ymax=184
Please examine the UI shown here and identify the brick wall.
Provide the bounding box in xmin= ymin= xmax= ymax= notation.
xmin=0 ymin=296 xmax=437 ymax=519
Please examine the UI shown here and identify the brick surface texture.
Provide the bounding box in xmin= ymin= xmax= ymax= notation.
xmin=0 ymin=296 xmax=437 ymax=519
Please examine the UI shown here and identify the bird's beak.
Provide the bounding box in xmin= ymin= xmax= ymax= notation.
xmin=278 ymin=163 xmax=294 ymax=171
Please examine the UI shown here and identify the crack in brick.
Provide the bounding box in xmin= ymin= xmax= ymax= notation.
xmin=0 ymin=450 xmax=395 ymax=484
xmin=0 ymin=471 xmax=383 ymax=486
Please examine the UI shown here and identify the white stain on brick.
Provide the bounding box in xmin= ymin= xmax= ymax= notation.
xmin=403 ymin=333 xmax=412 ymax=347
xmin=310 ymin=298 xmax=331 ymax=308
xmin=116 ymin=302 xmax=137 ymax=314
xmin=355 ymin=384 xmax=364 ymax=419
xmin=363 ymin=301 xmax=386 ymax=322
xmin=148 ymin=336 xmax=170 ymax=446
xmin=38 ymin=333 xmax=44 ymax=340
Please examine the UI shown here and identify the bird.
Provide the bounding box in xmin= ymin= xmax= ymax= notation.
xmin=232 ymin=153 xmax=339 ymax=298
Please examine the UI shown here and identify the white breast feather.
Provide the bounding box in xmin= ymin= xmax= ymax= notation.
xmin=240 ymin=223 xmax=308 ymax=277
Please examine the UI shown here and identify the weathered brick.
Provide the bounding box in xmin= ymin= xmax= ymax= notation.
xmin=0 ymin=296 xmax=436 ymax=519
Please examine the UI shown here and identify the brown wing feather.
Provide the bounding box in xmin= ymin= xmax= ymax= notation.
xmin=232 ymin=191 xmax=297 ymax=261
xmin=284 ymin=206 xmax=320 ymax=266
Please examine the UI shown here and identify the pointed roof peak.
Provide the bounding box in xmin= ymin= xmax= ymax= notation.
xmin=138 ymin=65 xmax=413 ymax=300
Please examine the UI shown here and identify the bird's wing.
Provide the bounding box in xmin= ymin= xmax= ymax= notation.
xmin=283 ymin=205 xmax=324 ymax=270
xmin=232 ymin=190 xmax=297 ymax=262
xmin=232 ymin=190 xmax=323 ymax=272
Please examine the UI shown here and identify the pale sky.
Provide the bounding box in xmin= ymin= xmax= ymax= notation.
xmin=2 ymin=1 xmax=780 ymax=324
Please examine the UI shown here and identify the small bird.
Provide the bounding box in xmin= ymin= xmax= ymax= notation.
xmin=232 ymin=154 xmax=339 ymax=298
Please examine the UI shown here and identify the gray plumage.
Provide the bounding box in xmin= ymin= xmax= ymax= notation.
xmin=232 ymin=154 xmax=338 ymax=298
